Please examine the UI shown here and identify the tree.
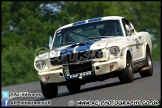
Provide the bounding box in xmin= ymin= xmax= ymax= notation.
xmin=1 ymin=1 xmax=160 ymax=86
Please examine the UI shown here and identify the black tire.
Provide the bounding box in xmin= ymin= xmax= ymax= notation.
xmin=66 ymin=84 xmax=80 ymax=93
xmin=139 ymin=46 xmax=153 ymax=77
xmin=118 ymin=53 xmax=134 ymax=83
xmin=40 ymin=81 xmax=58 ymax=99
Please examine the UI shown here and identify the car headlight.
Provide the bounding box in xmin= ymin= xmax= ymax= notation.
xmin=110 ymin=46 xmax=120 ymax=56
xmin=35 ymin=60 xmax=46 ymax=70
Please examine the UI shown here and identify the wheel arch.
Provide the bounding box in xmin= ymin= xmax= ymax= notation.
xmin=144 ymin=44 xmax=151 ymax=59
xmin=122 ymin=48 xmax=133 ymax=69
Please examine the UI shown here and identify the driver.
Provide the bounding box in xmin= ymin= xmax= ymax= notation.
xmin=103 ymin=24 xmax=115 ymax=36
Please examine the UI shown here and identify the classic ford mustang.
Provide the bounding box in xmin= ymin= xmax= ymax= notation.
xmin=34 ymin=16 xmax=153 ymax=99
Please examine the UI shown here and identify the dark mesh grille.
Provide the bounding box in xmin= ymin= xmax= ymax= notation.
xmin=68 ymin=61 xmax=92 ymax=74
xmin=50 ymin=56 xmax=63 ymax=66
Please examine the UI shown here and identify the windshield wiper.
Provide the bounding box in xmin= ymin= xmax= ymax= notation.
xmin=88 ymin=36 xmax=114 ymax=39
xmin=57 ymin=42 xmax=75 ymax=46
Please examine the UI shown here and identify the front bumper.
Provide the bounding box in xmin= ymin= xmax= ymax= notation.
xmin=38 ymin=57 xmax=125 ymax=84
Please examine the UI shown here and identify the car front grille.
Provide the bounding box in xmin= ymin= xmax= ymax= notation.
xmin=68 ymin=61 xmax=92 ymax=74
xmin=50 ymin=56 xmax=63 ymax=66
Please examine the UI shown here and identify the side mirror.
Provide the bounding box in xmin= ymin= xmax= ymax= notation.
xmin=49 ymin=36 xmax=53 ymax=50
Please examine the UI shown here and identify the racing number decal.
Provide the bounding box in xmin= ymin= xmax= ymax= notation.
xmin=135 ymin=38 xmax=139 ymax=49
xmin=134 ymin=38 xmax=140 ymax=53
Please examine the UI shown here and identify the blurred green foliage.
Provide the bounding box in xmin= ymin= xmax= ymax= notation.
xmin=1 ymin=1 xmax=161 ymax=86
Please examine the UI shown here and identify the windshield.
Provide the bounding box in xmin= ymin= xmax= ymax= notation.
xmin=53 ymin=20 xmax=123 ymax=48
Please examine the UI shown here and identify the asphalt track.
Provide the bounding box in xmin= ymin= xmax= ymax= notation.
xmin=2 ymin=61 xmax=161 ymax=107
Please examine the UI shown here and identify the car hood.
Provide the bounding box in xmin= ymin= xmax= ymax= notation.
xmin=35 ymin=37 xmax=117 ymax=60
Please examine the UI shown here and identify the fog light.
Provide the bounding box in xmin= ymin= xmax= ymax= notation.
xmin=46 ymin=76 xmax=50 ymax=79
xmin=96 ymin=66 xmax=100 ymax=70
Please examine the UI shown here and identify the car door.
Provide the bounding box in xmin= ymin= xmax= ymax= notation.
xmin=131 ymin=34 xmax=141 ymax=60
xmin=130 ymin=23 xmax=144 ymax=61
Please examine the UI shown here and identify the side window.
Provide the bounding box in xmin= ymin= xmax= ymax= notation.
xmin=129 ymin=22 xmax=136 ymax=35
xmin=54 ymin=33 xmax=63 ymax=47
xmin=122 ymin=20 xmax=129 ymax=36
xmin=122 ymin=18 xmax=134 ymax=36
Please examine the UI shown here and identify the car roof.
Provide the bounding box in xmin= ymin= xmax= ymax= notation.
xmin=57 ymin=16 xmax=124 ymax=30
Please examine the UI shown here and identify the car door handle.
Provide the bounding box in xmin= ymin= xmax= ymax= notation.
xmin=138 ymin=36 xmax=141 ymax=39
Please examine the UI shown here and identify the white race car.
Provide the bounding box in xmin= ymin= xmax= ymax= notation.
xmin=34 ymin=16 xmax=153 ymax=99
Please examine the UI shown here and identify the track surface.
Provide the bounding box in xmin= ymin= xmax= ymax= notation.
xmin=2 ymin=61 xmax=161 ymax=107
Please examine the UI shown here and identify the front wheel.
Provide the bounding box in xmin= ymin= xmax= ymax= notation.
xmin=40 ymin=81 xmax=58 ymax=99
xmin=139 ymin=46 xmax=153 ymax=77
xmin=118 ymin=53 xmax=134 ymax=83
